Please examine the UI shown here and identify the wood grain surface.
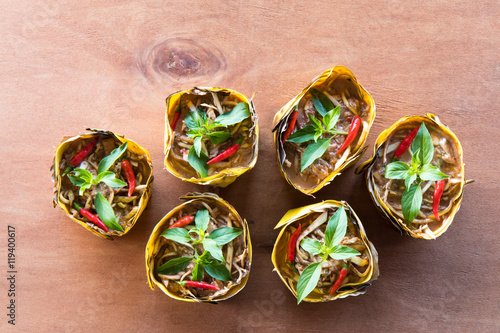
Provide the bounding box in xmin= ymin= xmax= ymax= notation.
xmin=1 ymin=1 xmax=499 ymax=332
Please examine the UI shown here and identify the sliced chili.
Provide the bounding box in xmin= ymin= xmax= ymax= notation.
xmin=168 ymin=215 xmax=194 ymax=229
xmin=207 ymin=137 xmax=244 ymax=165
xmin=329 ymin=262 xmax=349 ymax=295
xmin=286 ymin=224 xmax=302 ymax=264
xmin=62 ymin=137 xmax=99 ymax=176
xmin=433 ymin=179 xmax=445 ymax=221
xmin=282 ymin=110 xmax=298 ymax=144
xmin=394 ymin=126 xmax=419 ymax=159
xmin=178 ymin=281 xmax=220 ymax=291
xmin=336 ymin=116 xmax=361 ymax=154
xmin=121 ymin=160 xmax=135 ymax=197
xmin=73 ymin=203 xmax=109 ymax=232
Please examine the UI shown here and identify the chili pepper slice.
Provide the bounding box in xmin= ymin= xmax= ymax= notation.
xmin=168 ymin=215 xmax=194 ymax=229
xmin=206 ymin=137 xmax=244 ymax=165
xmin=329 ymin=262 xmax=349 ymax=295
xmin=62 ymin=137 xmax=99 ymax=176
xmin=178 ymin=281 xmax=220 ymax=291
xmin=282 ymin=110 xmax=298 ymax=144
xmin=433 ymin=179 xmax=445 ymax=221
xmin=73 ymin=203 xmax=109 ymax=232
xmin=121 ymin=160 xmax=136 ymax=197
xmin=394 ymin=126 xmax=419 ymax=159
xmin=170 ymin=97 xmax=182 ymax=130
xmin=336 ymin=116 xmax=361 ymax=155
xmin=286 ymin=224 xmax=302 ymax=264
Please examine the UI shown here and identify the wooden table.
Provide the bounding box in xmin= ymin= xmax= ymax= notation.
xmin=1 ymin=1 xmax=498 ymax=332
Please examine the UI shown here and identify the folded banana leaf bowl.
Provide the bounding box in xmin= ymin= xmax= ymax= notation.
xmin=165 ymin=87 xmax=258 ymax=188
xmin=356 ymin=114 xmax=471 ymax=239
xmin=146 ymin=193 xmax=252 ymax=303
xmin=272 ymin=201 xmax=379 ymax=303
xmin=273 ymin=66 xmax=376 ymax=196
xmin=52 ymin=129 xmax=153 ymax=240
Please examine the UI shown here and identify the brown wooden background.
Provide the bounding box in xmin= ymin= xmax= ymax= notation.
xmin=1 ymin=1 xmax=499 ymax=332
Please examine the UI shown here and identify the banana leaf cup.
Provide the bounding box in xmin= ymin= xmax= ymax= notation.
xmin=52 ymin=129 xmax=153 ymax=240
xmin=165 ymin=87 xmax=258 ymax=187
xmin=145 ymin=193 xmax=252 ymax=303
xmin=356 ymin=114 xmax=471 ymax=239
xmin=273 ymin=66 xmax=375 ymax=196
xmin=272 ymin=201 xmax=379 ymax=303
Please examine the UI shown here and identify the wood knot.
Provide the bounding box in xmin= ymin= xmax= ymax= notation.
xmin=138 ymin=37 xmax=226 ymax=83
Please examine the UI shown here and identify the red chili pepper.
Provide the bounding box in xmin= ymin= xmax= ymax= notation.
xmin=336 ymin=116 xmax=361 ymax=154
xmin=73 ymin=203 xmax=109 ymax=232
xmin=207 ymin=137 xmax=244 ymax=165
xmin=282 ymin=110 xmax=298 ymax=144
xmin=329 ymin=262 xmax=349 ymax=295
xmin=168 ymin=215 xmax=194 ymax=229
xmin=62 ymin=137 xmax=99 ymax=176
xmin=170 ymin=98 xmax=182 ymax=130
xmin=121 ymin=160 xmax=135 ymax=197
xmin=178 ymin=281 xmax=220 ymax=291
xmin=287 ymin=224 xmax=302 ymax=264
xmin=433 ymin=179 xmax=445 ymax=221
xmin=394 ymin=126 xmax=419 ymax=159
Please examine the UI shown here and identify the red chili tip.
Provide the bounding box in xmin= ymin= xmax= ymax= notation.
xmin=336 ymin=116 xmax=361 ymax=155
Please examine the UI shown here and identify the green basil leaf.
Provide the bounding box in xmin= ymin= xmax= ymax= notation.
xmin=310 ymin=89 xmax=334 ymax=117
xmin=208 ymin=131 xmax=232 ymax=144
xmin=405 ymin=173 xmax=418 ymax=189
xmin=401 ymin=184 xmax=423 ymax=224
xmin=322 ymin=106 xmax=341 ymax=130
xmin=411 ymin=148 xmax=421 ymax=168
xmin=296 ymin=262 xmax=322 ymax=304
xmin=191 ymin=263 xmax=204 ymax=281
xmin=78 ymin=183 xmax=92 ymax=196
xmin=300 ymin=239 xmax=322 ymax=256
xmin=160 ymin=227 xmax=192 ymax=244
xmin=385 ymin=161 xmax=410 ymax=180
xmin=94 ymin=193 xmax=124 ymax=232
xmin=67 ymin=174 xmax=88 ymax=188
xmin=97 ymin=142 xmax=128 ymax=174
xmin=286 ymin=125 xmax=316 ymax=143
xmin=188 ymin=146 xmax=208 ymax=178
xmin=308 ymin=114 xmax=323 ymax=133
xmin=193 ymin=136 xmax=202 ymax=157
xmin=203 ymin=259 xmax=232 ymax=281
xmin=208 ymin=227 xmax=242 ymax=246
xmin=197 ymin=250 xmax=211 ymax=265
xmin=419 ymin=164 xmax=449 ymax=181
xmin=314 ymin=129 xmax=322 ymax=142
xmin=72 ymin=168 xmax=93 ymax=182
xmin=202 ymin=238 xmax=225 ymax=262
xmin=214 ymin=102 xmax=250 ymax=126
xmin=184 ymin=109 xmax=203 ymax=130
xmin=324 ymin=206 xmax=348 ymax=248
xmin=195 ymin=209 xmax=210 ymax=231
xmin=301 ymin=138 xmax=330 ymax=172
xmin=97 ymin=171 xmax=127 ymax=188
xmin=328 ymin=245 xmax=360 ymax=260
xmin=412 ymin=123 xmax=434 ymax=165
xmin=156 ymin=256 xmax=192 ymax=275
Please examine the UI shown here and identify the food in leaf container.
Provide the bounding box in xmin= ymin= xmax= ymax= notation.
xmin=355 ymin=114 xmax=471 ymax=239
xmin=272 ymin=201 xmax=379 ymax=303
xmin=52 ymin=129 xmax=153 ymax=240
xmin=273 ymin=66 xmax=375 ymax=195
xmin=146 ymin=193 xmax=251 ymax=302
xmin=165 ymin=87 xmax=258 ymax=187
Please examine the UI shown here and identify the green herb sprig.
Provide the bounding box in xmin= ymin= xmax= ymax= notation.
xmin=296 ymin=206 xmax=360 ymax=304
xmin=184 ymin=102 xmax=250 ymax=177
xmin=157 ymin=209 xmax=243 ymax=282
xmin=384 ymin=123 xmax=448 ymax=224
xmin=67 ymin=142 xmax=128 ymax=231
xmin=286 ymin=89 xmax=347 ymax=171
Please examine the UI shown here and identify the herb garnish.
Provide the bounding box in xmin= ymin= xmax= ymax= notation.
xmin=157 ymin=209 xmax=242 ymax=282
xmin=384 ymin=123 xmax=449 ymax=224
xmin=286 ymin=89 xmax=347 ymax=171
xmin=67 ymin=142 xmax=128 ymax=231
xmin=296 ymin=206 xmax=360 ymax=304
xmin=184 ymin=102 xmax=250 ymax=177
